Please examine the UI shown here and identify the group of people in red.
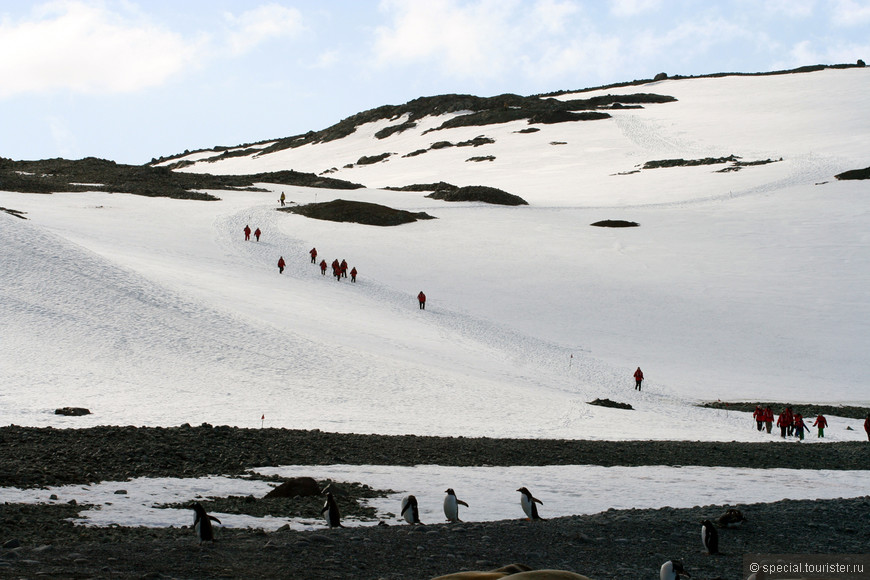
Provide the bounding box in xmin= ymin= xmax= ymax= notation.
xmin=753 ymin=405 xmax=836 ymax=440
xmin=309 ymin=248 xmax=358 ymax=282
xmin=249 ymin=225 xmax=428 ymax=309
xmin=243 ymin=224 xmax=261 ymax=242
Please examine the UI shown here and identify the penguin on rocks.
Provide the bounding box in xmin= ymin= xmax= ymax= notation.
xmin=191 ymin=502 xmax=221 ymax=545
xmin=517 ymin=487 xmax=544 ymax=521
xmin=401 ymin=494 xmax=423 ymax=525
xmin=443 ymin=488 xmax=469 ymax=522
xmin=321 ymin=491 xmax=343 ymax=528
xmin=660 ymin=559 xmax=691 ymax=580
xmin=701 ymin=519 xmax=719 ymax=554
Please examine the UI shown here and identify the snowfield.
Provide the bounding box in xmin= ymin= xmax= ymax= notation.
xmin=2 ymin=68 xmax=870 ymax=442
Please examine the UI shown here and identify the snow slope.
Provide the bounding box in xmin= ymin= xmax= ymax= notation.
xmin=2 ymin=68 xmax=870 ymax=442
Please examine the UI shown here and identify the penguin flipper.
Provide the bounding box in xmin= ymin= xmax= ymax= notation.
xmin=457 ymin=500 xmax=469 ymax=507
xmin=209 ymin=515 xmax=221 ymax=524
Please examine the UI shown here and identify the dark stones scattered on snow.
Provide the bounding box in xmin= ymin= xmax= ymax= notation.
xmin=5 ymin=425 xmax=869 ymax=491
xmin=356 ymin=152 xmax=392 ymax=165
xmin=399 ymin=135 xmax=496 ymax=159
xmin=426 ymin=185 xmax=528 ymax=206
xmin=54 ymin=407 xmax=91 ymax=416
xmin=281 ymin=199 xmax=436 ymax=226
xmin=1 ymin=425 xmax=869 ymax=579
xmin=640 ymin=155 xmax=781 ymax=172
xmin=242 ymin=91 xmax=679 ymax=159
xmin=587 ymin=398 xmax=633 ymax=410
xmin=466 ymin=156 xmax=495 ymax=162
xmin=591 ymin=220 xmax=639 ymax=228
xmin=0 ymin=157 xmax=363 ymax=199
xmin=835 ymin=166 xmax=870 ymax=180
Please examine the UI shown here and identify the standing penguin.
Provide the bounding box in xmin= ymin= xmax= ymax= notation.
xmin=701 ymin=519 xmax=719 ymax=555
xmin=321 ymin=491 xmax=343 ymax=528
xmin=400 ymin=494 xmax=423 ymax=525
xmin=443 ymin=488 xmax=469 ymax=522
xmin=517 ymin=487 xmax=544 ymax=520
xmin=660 ymin=559 xmax=691 ymax=580
xmin=191 ymin=502 xmax=221 ymax=545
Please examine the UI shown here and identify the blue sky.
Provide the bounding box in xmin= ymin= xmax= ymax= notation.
xmin=1 ymin=0 xmax=868 ymax=165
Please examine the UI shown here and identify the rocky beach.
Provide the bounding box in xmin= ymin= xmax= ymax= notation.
xmin=1 ymin=426 xmax=869 ymax=579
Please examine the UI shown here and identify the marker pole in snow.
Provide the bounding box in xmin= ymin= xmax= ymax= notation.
xmin=569 ymin=354 xmax=573 ymax=370
xmin=261 ymin=414 xmax=264 ymax=429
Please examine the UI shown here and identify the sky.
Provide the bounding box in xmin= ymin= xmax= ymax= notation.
xmin=1 ymin=0 xmax=868 ymax=165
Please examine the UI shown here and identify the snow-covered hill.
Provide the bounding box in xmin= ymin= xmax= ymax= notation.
xmin=2 ymin=67 xmax=869 ymax=441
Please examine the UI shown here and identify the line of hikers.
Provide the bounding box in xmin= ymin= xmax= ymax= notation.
xmin=308 ymin=248 xmax=358 ymax=282
xmin=752 ymin=405 xmax=832 ymax=440
xmin=249 ymin=227 xmax=428 ymax=309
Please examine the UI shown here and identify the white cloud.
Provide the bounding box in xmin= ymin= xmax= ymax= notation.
xmin=831 ymin=0 xmax=870 ymax=26
xmin=781 ymin=38 xmax=870 ymax=68
xmin=372 ymin=0 xmax=601 ymax=82
xmin=609 ymin=0 xmax=662 ymax=17
xmin=373 ymin=0 xmax=517 ymax=78
xmin=0 ymin=1 xmax=205 ymax=98
xmin=754 ymin=0 xmax=816 ymax=18
xmin=222 ymin=3 xmax=304 ymax=55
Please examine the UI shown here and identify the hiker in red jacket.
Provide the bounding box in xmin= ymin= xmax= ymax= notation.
xmin=310 ymin=248 xmax=317 ymax=263
xmin=350 ymin=267 xmax=357 ymax=282
xmin=254 ymin=228 xmax=261 ymax=241
xmin=764 ymin=406 xmax=774 ymax=433
xmin=813 ymin=414 xmax=828 ymax=438
xmin=794 ymin=413 xmax=809 ymax=440
xmin=417 ymin=291 xmax=426 ymax=310
xmin=633 ymin=367 xmax=643 ymax=391
xmin=319 ymin=260 xmax=327 ymax=275
xmin=784 ymin=407 xmax=795 ymax=436
xmin=864 ymin=414 xmax=870 ymax=441
xmin=277 ymin=256 xmax=285 ymax=274
xmin=244 ymin=225 xmax=251 ymax=241
xmin=776 ymin=409 xmax=789 ymax=438
xmin=340 ymin=259 xmax=348 ymax=278
xmin=753 ymin=406 xmax=764 ymax=431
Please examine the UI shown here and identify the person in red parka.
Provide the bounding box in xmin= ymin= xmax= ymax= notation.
xmin=753 ymin=405 xmax=764 ymax=431
xmin=350 ymin=267 xmax=357 ymax=282
xmin=254 ymin=228 xmax=261 ymax=241
xmin=244 ymin=225 xmax=251 ymax=241
xmin=340 ymin=259 xmax=348 ymax=278
xmin=813 ymin=414 xmax=828 ymax=438
xmin=310 ymin=248 xmax=317 ymax=264
xmin=633 ymin=367 xmax=643 ymax=391
xmin=417 ymin=291 xmax=426 ymax=310
xmin=794 ymin=413 xmax=809 ymax=440
xmin=764 ymin=406 xmax=774 ymax=433
xmin=864 ymin=414 xmax=870 ymax=442
xmin=319 ymin=259 xmax=327 ymax=275
xmin=776 ymin=409 xmax=789 ymax=438
xmin=277 ymin=256 xmax=285 ymax=274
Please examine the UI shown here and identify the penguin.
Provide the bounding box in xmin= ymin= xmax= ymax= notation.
xmin=191 ymin=502 xmax=221 ymax=545
xmin=320 ymin=491 xmax=343 ymax=528
xmin=517 ymin=487 xmax=544 ymax=520
xmin=660 ymin=559 xmax=691 ymax=580
xmin=400 ymin=494 xmax=423 ymax=525
xmin=443 ymin=488 xmax=469 ymax=522
xmin=701 ymin=519 xmax=719 ymax=554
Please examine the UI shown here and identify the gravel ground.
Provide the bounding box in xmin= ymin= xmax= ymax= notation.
xmin=1 ymin=426 xmax=869 ymax=579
